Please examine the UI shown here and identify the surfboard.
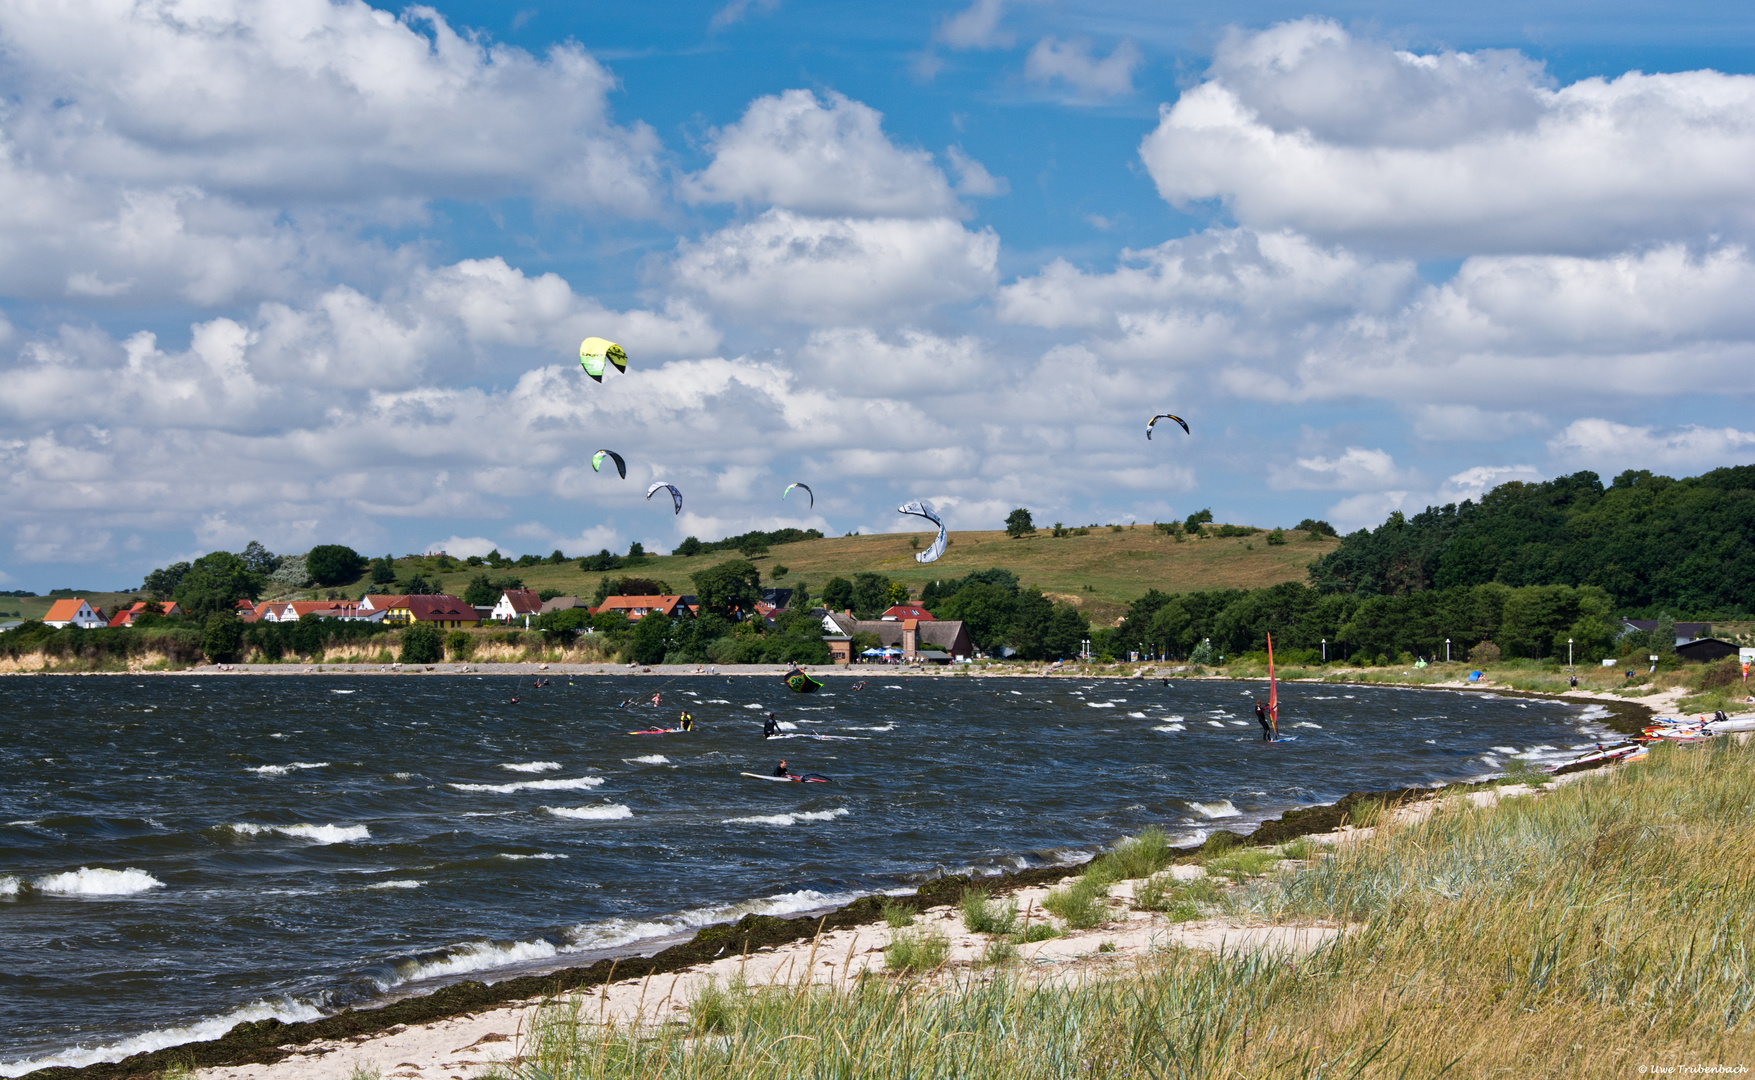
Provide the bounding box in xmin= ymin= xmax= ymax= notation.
xmin=739 ymin=771 xmax=830 ymax=783
xmin=627 ymin=728 xmax=682 ymax=735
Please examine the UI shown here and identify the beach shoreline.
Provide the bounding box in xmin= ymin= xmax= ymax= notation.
xmin=17 ymin=677 xmax=1651 ymax=1080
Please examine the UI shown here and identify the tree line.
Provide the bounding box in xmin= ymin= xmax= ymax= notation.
xmin=1308 ymin=465 xmax=1755 ymax=615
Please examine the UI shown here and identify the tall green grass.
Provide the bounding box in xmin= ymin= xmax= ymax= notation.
xmin=486 ymin=741 xmax=1755 ymax=1077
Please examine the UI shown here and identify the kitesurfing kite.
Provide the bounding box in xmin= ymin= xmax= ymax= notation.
xmin=592 ymin=449 xmax=627 ymax=479
xmin=579 ymin=337 xmax=628 ymax=383
xmin=785 ymin=667 xmax=823 ymax=694
xmin=1146 ymin=413 xmax=1189 ymax=439
xmin=783 ymin=482 xmax=814 ymax=509
xmin=646 ymin=481 xmax=682 ymax=515
xmin=898 ymin=500 xmax=947 ymax=564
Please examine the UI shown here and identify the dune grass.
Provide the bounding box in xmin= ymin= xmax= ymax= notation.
xmin=483 ymin=739 xmax=1755 ymax=1077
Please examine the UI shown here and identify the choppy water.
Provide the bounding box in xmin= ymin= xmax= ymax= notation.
xmin=0 ymin=674 xmax=1613 ymax=1073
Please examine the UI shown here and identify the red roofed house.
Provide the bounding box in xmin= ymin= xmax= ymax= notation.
xmin=359 ymin=595 xmax=410 ymax=613
xmin=593 ymin=595 xmax=687 ymax=621
xmin=880 ymin=604 xmax=935 ymax=621
xmin=405 ymin=595 xmax=482 ymax=628
xmin=44 ymin=598 xmax=107 ymax=629
xmin=108 ymin=601 xmax=181 ymax=627
xmin=490 ymin=589 xmax=544 ymax=624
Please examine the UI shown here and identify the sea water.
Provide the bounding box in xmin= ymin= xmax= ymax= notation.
xmin=0 ymin=674 xmax=1610 ymax=1073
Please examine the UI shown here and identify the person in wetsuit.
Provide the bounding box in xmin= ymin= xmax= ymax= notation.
xmin=773 ymin=759 xmax=790 ymax=777
xmin=1255 ymin=701 xmax=1272 ymax=741
xmin=763 ymin=712 xmax=779 ymax=738
xmin=679 ymin=712 xmax=694 ymax=732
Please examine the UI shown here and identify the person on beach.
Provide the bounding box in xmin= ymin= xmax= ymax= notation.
xmin=763 ymin=712 xmax=779 ymax=738
xmin=773 ymin=759 xmax=790 ymax=777
xmin=679 ymin=712 xmax=694 ymax=732
xmin=1255 ymin=701 xmax=1272 ymax=741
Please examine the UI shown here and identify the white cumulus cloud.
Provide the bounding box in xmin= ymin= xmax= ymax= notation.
xmin=681 ymin=90 xmax=960 ymax=218
xmin=1548 ymin=420 xmax=1755 ymax=475
xmin=671 ymin=210 xmax=998 ymax=323
xmin=1140 ymin=18 xmax=1755 ymax=254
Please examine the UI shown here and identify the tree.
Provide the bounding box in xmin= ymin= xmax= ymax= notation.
xmin=403 ymin=575 xmax=438 ymax=595
xmin=547 ymin=550 xmax=567 ymax=565
xmin=1297 ymin=518 xmax=1337 ymax=537
xmin=201 ymin=611 xmax=244 ymax=662
xmin=630 ymin=613 xmax=671 ymax=664
xmin=370 ymin=556 xmax=397 ymax=585
xmin=821 ymin=576 xmax=853 ymax=612
xmin=737 ymin=536 xmax=770 ymax=558
xmin=175 ymin=552 xmax=266 ymax=620
xmin=305 ymin=545 xmax=365 ymax=586
xmin=627 ymin=541 xmax=647 ymax=561
xmin=401 ymin=622 xmax=443 ymax=663
xmin=240 ymin=541 xmax=279 ymax=576
xmin=674 ymin=536 xmax=704 ymax=556
xmin=143 ymin=561 xmax=191 ymax=600
xmin=1005 ymin=508 xmax=1036 ymax=538
xmin=850 ymin=573 xmax=893 ymax=618
xmin=1184 ymin=508 xmax=1214 ymax=531
xmin=463 ymin=574 xmax=499 ymax=607
xmin=691 ymin=560 xmax=762 ymax=618
xmin=885 ymin=581 xmax=910 ymax=607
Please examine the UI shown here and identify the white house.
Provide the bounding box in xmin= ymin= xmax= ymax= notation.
xmin=491 ymin=589 xmax=544 ymax=625
xmin=43 ymin=598 xmax=107 ymax=629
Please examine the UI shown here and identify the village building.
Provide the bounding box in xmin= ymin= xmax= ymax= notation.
xmin=43 ymin=598 xmax=107 ymax=629
xmin=819 ymin=610 xmax=972 ymax=663
xmin=594 ymin=595 xmax=688 ymax=621
xmin=404 ymin=595 xmax=481 ymax=628
xmin=539 ymin=596 xmax=585 ymax=614
xmin=491 ymin=589 xmax=544 ymax=624
xmin=107 ymin=601 xmax=181 ymax=627
xmin=879 ymin=604 xmax=934 ymax=621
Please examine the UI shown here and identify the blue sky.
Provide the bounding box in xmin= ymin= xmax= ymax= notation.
xmin=2 ymin=0 xmax=1753 ymax=592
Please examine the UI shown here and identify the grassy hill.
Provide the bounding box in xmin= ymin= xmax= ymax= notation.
xmin=398 ymin=525 xmax=1338 ymax=626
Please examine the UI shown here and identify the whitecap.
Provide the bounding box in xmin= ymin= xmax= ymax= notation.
xmin=0 ymin=875 xmax=20 ymax=897
xmin=375 ymin=938 xmax=561 ymax=991
xmin=777 ymin=721 xmax=798 ymax=731
xmin=629 ymin=755 xmax=669 ymax=764
xmin=366 ymin=879 xmax=424 ymax=890
xmin=1491 ymin=746 xmax=1519 ymax=755
xmin=228 ymin=823 xmax=370 ymax=845
xmin=707 ymin=699 xmax=731 ymax=704
xmin=501 ymin=761 xmax=562 ymax=773
xmin=249 ymin=762 xmax=329 ymax=776
xmin=743 ymin=703 xmax=766 ymax=710
xmin=1292 ymin=722 xmax=1322 ymax=729
xmin=498 ymin=852 xmax=568 ymax=860
xmin=0 ymin=997 xmax=324 ymax=1076
xmin=449 ymin=776 xmax=604 ymax=794
xmin=723 ymin=808 xmax=850 ymax=827
xmin=1128 ymin=711 xmax=1148 ymax=718
xmin=852 ymin=723 xmax=895 ymax=732
xmin=1188 ymin=800 xmax=1241 ymax=819
xmin=33 ymin=867 xmax=164 ymax=895
xmin=1153 ymin=724 xmax=1186 ymax=732
xmin=267 ymin=732 xmax=288 ymax=739
xmin=1207 ymin=721 xmax=1226 ymax=728
xmin=1087 ymin=702 xmax=1116 ymax=709
xmin=330 ymin=689 xmax=357 ymax=694
xmin=1010 ymin=690 xmax=1023 ymax=695
xmin=1229 ymin=720 xmax=1251 ymax=727
xmin=546 ymin=804 xmax=633 ymax=821
xmin=885 ymin=685 xmax=903 ymax=689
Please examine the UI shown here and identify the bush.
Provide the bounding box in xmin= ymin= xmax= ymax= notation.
xmin=201 ymin=612 xmax=244 ymax=663
xmin=1470 ymin=640 xmax=1503 ymax=664
xmin=445 ymin=630 xmax=474 ymax=661
xmin=960 ymin=889 xmax=1018 ymax=935
xmin=1043 ymin=879 xmax=1107 ymax=929
xmin=1265 ymin=528 xmax=1287 ymax=545
xmin=400 ymin=622 xmax=443 ymax=664
xmin=884 ymin=928 xmax=949 ymax=972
